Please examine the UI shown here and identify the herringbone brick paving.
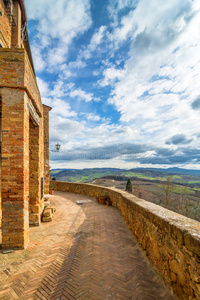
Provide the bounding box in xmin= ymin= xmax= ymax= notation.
xmin=0 ymin=191 xmax=176 ymax=300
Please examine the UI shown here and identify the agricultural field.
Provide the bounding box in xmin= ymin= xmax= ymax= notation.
xmin=51 ymin=167 xmax=200 ymax=222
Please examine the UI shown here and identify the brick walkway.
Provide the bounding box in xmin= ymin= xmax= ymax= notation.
xmin=0 ymin=191 xmax=176 ymax=300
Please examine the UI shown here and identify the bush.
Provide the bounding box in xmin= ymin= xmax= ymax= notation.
xmin=49 ymin=182 xmax=54 ymax=190
xmin=125 ymin=178 xmax=132 ymax=193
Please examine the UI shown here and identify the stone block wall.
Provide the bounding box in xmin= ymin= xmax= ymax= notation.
xmin=52 ymin=181 xmax=200 ymax=300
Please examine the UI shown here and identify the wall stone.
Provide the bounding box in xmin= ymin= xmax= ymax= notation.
xmin=52 ymin=180 xmax=200 ymax=300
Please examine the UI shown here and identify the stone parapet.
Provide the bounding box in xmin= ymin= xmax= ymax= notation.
xmin=52 ymin=180 xmax=200 ymax=300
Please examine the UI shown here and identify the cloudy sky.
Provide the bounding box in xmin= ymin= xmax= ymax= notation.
xmin=25 ymin=0 xmax=200 ymax=170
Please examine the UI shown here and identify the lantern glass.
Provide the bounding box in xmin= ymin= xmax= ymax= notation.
xmin=55 ymin=143 xmax=61 ymax=151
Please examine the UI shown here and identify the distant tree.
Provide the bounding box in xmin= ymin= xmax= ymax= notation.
xmin=160 ymin=176 xmax=173 ymax=206
xmin=133 ymin=184 xmax=141 ymax=197
xmin=52 ymin=177 xmax=56 ymax=181
xmin=126 ymin=178 xmax=132 ymax=193
xmin=181 ymin=187 xmax=190 ymax=217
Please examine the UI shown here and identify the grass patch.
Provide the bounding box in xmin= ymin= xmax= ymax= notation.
xmin=122 ymin=172 xmax=156 ymax=180
xmin=171 ymin=186 xmax=195 ymax=195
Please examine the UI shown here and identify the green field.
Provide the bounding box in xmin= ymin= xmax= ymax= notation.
xmin=51 ymin=167 xmax=200 ymax=222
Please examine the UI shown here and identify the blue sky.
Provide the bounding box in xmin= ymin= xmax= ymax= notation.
xmin=25 ymin=0 xmax=200 ymax=169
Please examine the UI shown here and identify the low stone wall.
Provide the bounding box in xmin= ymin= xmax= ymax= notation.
xmin=52 ymin=181 xmax=200 ymax=300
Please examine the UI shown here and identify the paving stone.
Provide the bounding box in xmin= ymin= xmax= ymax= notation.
xmin=0 ymin=191 xmax=176 ymax=299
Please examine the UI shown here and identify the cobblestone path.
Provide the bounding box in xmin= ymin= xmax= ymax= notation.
xmin=0 ymin=191 xmax=176 ymax=300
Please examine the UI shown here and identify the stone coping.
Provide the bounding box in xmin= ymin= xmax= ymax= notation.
xmin=52 ymin=181 xmax=200 ymax=240
xmin=52 ymin=181 xmax=200 ymax=300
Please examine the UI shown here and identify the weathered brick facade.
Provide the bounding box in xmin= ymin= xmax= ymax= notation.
xmin=0 ymin=0 xmax=12 ymax=47
xmin=0 ymin=0 xmax=51 ymax=249
xmin=43 ymin=105 xmax=51 ymax=195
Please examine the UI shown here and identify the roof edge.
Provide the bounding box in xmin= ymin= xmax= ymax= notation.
xmin=18 ymin=0 xmax=27 ymax=26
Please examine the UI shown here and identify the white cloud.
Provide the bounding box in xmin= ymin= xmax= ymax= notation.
xmin=51 ymin=99 xmax=77 ymax=118
xmin=31 ymin=46 xmax=46 ymax=72
xmin=86 ymin=113 xmax=100 ymax=121
xmin=68 ymin=59 xmax=86 ymax=70
xmin=110 ymin=9 xmax=136 ymax=43
xmin=68 ymin=25 xmax=107 ymax=70
xmin=108 ymin=0 xmax=138 ymax=26
xmin=88 ymin=26 xmax=107 ymax=52
xmin=70 ymin=88 xmax=92 ymax=102
xmin=99 ymin=67 xmax=125 ymax=87
xmin=36 ymin=77 xmax=50 ymax=97
xmin=26 ymin=0 xmax=92 ymax=41
xmin=49 ymin=115 xmax=83 ymax=144
xmin=59 ymin=64 xmax=73 ymax=79
xmin=69 ymin=88 xmax=100 ymax=102
xmin=36 ymin=77 xmax=77 ymax=118
xmin=49 ymin=80 xmax=73 ymax=98
xmin=42 ymin=97 xmax=77 ymax=118
xmin=25 ymin=0 xmax=92 ymax=71
xmin=106 ymin=0 xmax=200 ymax=150
xmin=25 ymin=0 xmax=200 ymax=169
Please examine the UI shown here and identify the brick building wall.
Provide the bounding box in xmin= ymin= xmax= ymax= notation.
xmin=1 ymin=88 xmax=30 ymax=249
xmin=0 ymin=0 xmax=51 ymax=249
xmin=0 ymin=0 xmax=12 ymax=47
xmin=43 ymin=105 xmax=51 ymax=195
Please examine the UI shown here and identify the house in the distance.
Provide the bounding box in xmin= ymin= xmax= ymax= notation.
xmin=0 ymin=0 xmax=51 ymax=249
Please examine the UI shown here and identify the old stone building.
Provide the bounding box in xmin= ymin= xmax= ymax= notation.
xmin=0 ymin=0 xmax=51 ymax=249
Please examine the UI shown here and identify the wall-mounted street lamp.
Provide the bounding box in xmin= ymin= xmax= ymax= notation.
xmin=55 ymin=143 xmax=61 ymax=152
xmin=50 ymin=143 xmax=61 ymax=152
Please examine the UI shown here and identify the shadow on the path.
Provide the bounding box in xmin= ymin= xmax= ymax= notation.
xmin=32 ymin=191 xmax=176 ymax=300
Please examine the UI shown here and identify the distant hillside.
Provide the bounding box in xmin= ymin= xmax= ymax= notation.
xmin=51 ymin=167 xmax=200 ymax=183
xmin=50 ymin=167 xmax=200 ymax=222
xmin=51 ymin=168 xmax=122 ymax=177
xmin=50 ymin=168 xmax=124 ymax=182
xmin=133 ymin=167 xmax=200 ymax=176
